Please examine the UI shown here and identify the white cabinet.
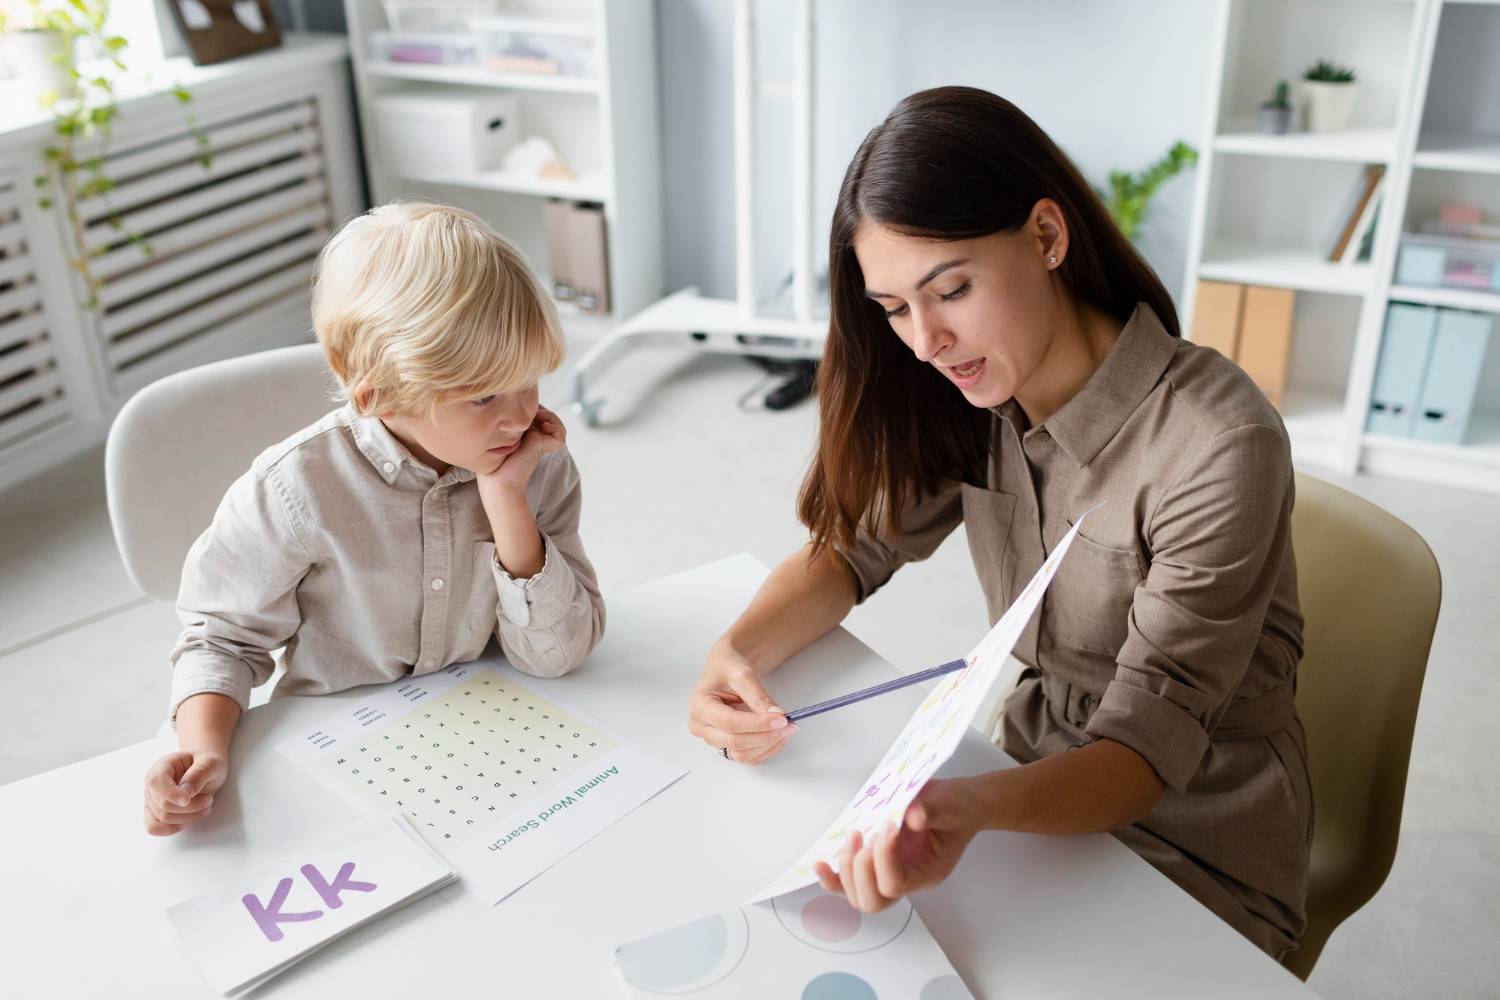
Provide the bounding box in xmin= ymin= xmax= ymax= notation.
xmin=343 ymin=0 xmax=664 ymax=330
xmin=0 ymin=34 xmax=364 ymax=493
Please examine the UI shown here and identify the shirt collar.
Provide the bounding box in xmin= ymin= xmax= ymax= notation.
xmin=995 ymin=303 xmax=1179 ymax=468
xmin=341 ymin=405 xmax=475 ymax=486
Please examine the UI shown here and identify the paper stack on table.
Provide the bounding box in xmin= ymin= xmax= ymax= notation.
xmin=166 ymin=813 xmax=457 ymax=997
xmin=614 ymin=884 xmax=972 ymax=999
xmin=275 ymin=660 xmax=687 ymax=906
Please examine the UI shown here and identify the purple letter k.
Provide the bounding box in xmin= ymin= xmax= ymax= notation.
xmin=300 ymin=862 xmax=378 ymax=909
xmin=242 ymin=877 xmax=323 ymax=942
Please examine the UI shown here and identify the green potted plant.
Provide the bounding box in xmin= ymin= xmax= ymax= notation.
xmin=1300 ymin=59 xmax=1357 ymax=132
xmin=1102 ymin=140 xmax=1199 ymax=242
xmin=1258 ymin=79 xmax=1293 ymax=135
xmin=4 ymin=0 xmax=207 ymax=305
xmin=0 ymin=0 xmax=90 ymax=106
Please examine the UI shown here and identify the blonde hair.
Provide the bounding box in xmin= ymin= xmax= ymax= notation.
xmin=312 ymin=201 xmax=565 ymax=417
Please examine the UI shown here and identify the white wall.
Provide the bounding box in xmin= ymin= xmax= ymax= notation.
xmin=298 ymin=0 xmax=1216 ymax=309
xmin=659 ymin=0 xmax=1219 ymax=309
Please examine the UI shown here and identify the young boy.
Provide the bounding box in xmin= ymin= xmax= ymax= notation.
xmin=142 ymin=202 xmax=605 ymax=836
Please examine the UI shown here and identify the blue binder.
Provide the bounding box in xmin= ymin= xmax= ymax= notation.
xmin=1413 ymin=309 xmax=1492 ymax=445
xmin=1367 ymin=304 xmax=1437 ymax=437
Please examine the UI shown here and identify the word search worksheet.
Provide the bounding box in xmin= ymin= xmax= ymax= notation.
xmin=276 ymin=659 xmax=684 ymax=904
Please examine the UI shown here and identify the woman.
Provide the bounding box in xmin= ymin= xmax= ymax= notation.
xmin=686 ymin=87 xmax=1311 ymax=961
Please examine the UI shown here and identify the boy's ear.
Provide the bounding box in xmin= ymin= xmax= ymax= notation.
xmin=351 ymin=378 xmax=378 ymax=415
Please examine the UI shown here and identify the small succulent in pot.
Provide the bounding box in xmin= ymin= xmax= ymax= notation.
xmin=1300 ymin=60 xmax=1358 ymax=132
xmin=1258 ymin=79 xmax=1293 ymax=135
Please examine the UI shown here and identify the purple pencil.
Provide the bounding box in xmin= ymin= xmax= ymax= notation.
xmin=783 ymin=658 xmax=969 ymax=723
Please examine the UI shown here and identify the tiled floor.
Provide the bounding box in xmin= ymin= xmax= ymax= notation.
xmin=0 ymin=334 xmax=1494 ymax=997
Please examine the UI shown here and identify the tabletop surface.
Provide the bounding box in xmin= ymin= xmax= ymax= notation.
xmin=0 ymin=554 xmax=1316 ymax=998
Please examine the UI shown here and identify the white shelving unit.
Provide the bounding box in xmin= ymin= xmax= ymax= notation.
xmin=1184 ymin=0 xmax=1500 ymax=494
xmin=567 ymin=0 xmax=827 ymax=425
xmin=342 ymin=0 xmax=663 ymax=331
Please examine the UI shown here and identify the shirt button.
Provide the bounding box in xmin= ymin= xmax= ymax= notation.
xmin=383 ymin=461 xmax=395 ymax=474
xmin=431 ymin=578 xmax=444 ymax=591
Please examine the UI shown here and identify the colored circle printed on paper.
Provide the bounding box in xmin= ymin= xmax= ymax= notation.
xmin=799 ymin=893 xmax=860 ymax=942
xmin=802 ymin=972 xmax=878 ymax=1000
xmin=615 ymin=909 xmax=750 ymax=993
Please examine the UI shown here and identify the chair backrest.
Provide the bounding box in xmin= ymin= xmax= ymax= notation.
xmin=1283 ymin=473 xmax=1441 ymax=979
xmin=105 ymin=343 xmax=335 ymax=601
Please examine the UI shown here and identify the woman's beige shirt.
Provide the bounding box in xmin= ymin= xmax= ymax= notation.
xmin=839 ymin=304 xmax=1311 ymax=959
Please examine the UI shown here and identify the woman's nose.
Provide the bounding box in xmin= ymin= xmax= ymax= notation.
xmin=910 ymin=309 xmax=950 ymax=364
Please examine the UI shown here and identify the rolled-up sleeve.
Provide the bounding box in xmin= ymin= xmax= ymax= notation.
xmin=491 ymin=448 xmax=604 ymax=678
xmin=836 ymin=480 xmax=966 ymax=604
xmin=170 ymin=463 xmax=312 ymax=721
xmin=1085 ymin=423 xmax=1294 ymax=791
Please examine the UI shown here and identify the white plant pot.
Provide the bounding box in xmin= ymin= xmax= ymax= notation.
xmin=1 ymin=29 xmax=77 ymax=107
xmin=1300 ymin=80 xmax=1358 ymax=133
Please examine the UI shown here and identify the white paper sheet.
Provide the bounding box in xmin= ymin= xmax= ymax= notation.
xmin=167 ymin=813 xmax=456 ymax=997
xmin=276 ymin=658 xmax=686 ymax=905
xmin=614 ymin=884 xmax=973 ymax=999
xmin=749 ymin=509 xmax=1097 ymax=902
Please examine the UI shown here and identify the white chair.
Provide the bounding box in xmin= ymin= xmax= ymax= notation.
xmin=105 ymin=343 xmax=334 ymax=601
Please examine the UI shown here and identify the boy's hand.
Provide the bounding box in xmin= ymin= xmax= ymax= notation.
xmin=476 ymin=406 xmax=567 ymax=500
xmin=143 ymin=750 xmax=228 ymax=836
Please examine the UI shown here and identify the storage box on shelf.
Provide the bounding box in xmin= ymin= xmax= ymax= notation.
xmin=372 ymin=90 xmax=520 ymax=177
xmin=1397 ymin=232 xmax=1500 ymax=291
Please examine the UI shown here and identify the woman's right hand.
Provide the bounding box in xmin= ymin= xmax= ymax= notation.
xmin=143 ymin=749 xmax=228 ymax=836
xmin=688 ymin=641 xmax=797 ymax=764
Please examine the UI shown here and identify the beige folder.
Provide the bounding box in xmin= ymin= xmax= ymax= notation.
xmin=543 ymin=199 xmax=576 ymax=302
xmin=568 ymin=203 xmax=610 ymax=314
xmin=1237 ymin=285 xmax=1297 ymax=409
xmin=1190 ymin=280 xmax=1245 ymax=359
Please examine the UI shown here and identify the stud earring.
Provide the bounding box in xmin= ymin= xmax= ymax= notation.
xmin=1047 ymin=255 xmax=1059 ymax=266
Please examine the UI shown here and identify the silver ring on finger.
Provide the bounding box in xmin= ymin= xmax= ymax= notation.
xmin=719 ymin=746 xmax=731 ymax=760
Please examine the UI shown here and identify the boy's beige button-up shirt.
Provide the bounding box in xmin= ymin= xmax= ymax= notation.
xmin=838 ymin=304 xmax=1311 ymax=959
xmin=169 ymin=406 xmax=604 ymax=719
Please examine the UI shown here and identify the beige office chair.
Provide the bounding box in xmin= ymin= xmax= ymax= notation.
xmin=1283 ymin=472 xmax=1441 ymax=979
xmin=105 ymin=343 xmax=334 ymax=601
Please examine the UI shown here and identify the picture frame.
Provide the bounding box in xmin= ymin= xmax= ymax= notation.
xmin=165 ymin=0 xmax=282 ymax=66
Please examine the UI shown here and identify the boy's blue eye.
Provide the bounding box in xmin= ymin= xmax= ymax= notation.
xmin=473 ymin=395 xmax=496 ymax=407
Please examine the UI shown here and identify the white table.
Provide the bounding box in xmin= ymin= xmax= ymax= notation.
xmin=1 ymin=556 xmax=1316 ymax=998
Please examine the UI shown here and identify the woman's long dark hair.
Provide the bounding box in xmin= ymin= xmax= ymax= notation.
xmin=799 ymin=86 xmax=1180 ymax=555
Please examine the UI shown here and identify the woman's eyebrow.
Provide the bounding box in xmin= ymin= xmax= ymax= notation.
xmin=864 ymin=258 xmax=970 ymax=299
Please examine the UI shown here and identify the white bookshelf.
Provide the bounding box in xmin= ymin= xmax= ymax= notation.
xmin=1412 ymin=131 xmax=1500 ymax=173
xmin=342 ymin=0 xmax=663 ymax=325
xmin=1183 ymin=0 xmax=1500 ymax=494
xmin=1212 ymin=125 xmax=1398 ymax=164
xmin=362 ymin=61 xmax=604 ymax=94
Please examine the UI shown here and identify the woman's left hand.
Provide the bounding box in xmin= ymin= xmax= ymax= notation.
xmin=813 ymin=777 xmax=987 ymax=912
